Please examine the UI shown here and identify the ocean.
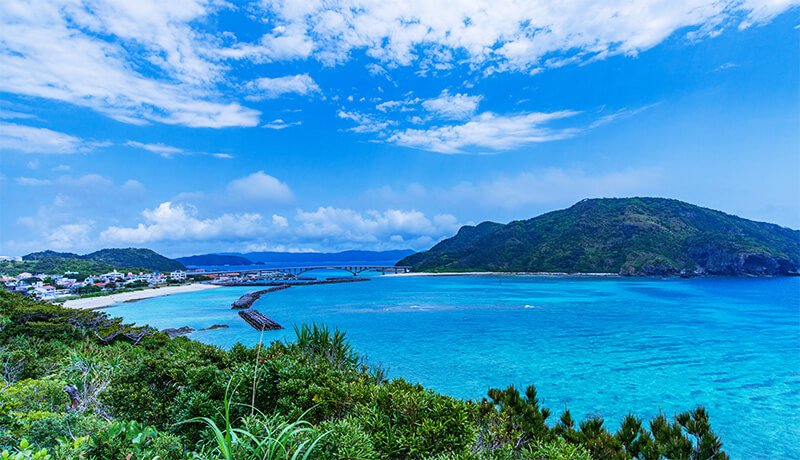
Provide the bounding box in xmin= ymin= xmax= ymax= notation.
xmin=105 ymin=273 xmax=800 ymax=458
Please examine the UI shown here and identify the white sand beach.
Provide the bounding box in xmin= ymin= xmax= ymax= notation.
xmin=62 ymin=283 xmax=222 ymax=310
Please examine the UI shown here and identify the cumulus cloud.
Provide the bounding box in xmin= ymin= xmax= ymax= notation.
xmin=387 ymin=111 xmax=581 ymax=153
xmin=226 ymin=171 xmax=295 ymax=204
xmin=101 ymin=202 xmax=265 ymax=243
xmin=294 ymin=207 xmax=461 ymax=245
xmin=422 ymin=91 xmax=482 ymax=120
xmin=0 ymin=122 xmax=95 ymax=154
xmin=247 ymin=74 xmax=320 ymax=100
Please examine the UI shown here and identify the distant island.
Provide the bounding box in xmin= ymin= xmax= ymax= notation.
xmin=178 ymin=249 xmax=415 ymax=266
xmin=9 ymin=248 xmax=186 ymax=275
xmin=174 ymin=253 xmax=254 ymax=266
xmin=398 ymin=197 xmax=800 ymax=276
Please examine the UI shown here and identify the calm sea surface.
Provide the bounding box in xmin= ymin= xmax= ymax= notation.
xmin=107 ymin=274 xmax=800 ymax=459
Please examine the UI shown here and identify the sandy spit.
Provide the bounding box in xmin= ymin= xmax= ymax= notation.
xmin=61 ymin=283 xmax=222 ymax=310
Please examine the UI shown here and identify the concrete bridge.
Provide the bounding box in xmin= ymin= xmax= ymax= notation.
xmin=198 ymin=265 xmax=412 ymax=278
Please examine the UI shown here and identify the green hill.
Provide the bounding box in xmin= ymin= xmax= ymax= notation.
xmin=398 ymin=197 xmax=800 ymax=276
xmin=175 ymin=254 xmax=254 ymax=266
xmin=15 ymin=248 xmax=185 ymax=275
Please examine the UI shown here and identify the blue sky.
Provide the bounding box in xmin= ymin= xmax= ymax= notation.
xmin=0 ymin=0 xmax=798 ymax=257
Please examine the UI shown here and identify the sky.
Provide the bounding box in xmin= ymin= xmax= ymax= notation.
xmin=0 ymin=0 xmax=798 ymax=257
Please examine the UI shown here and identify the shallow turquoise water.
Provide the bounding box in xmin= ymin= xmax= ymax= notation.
xmin=107 ymin=275 xmax=800 ymax=459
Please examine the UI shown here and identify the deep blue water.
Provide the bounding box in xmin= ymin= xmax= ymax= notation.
xmin=106 ymin=274 xmax=800 ymax=459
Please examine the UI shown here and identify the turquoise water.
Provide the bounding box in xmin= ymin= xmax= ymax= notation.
xmin=107 ymin=275 xmax=800 ymax=459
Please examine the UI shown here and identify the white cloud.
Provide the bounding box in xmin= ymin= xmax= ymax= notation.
xmin=387 ymin=110 xmax=580 ymax=153
xmin=294 ymin=207 xmax=461 ymax=244
xmin=0 ymin=0 xmax=795 ymax=132
xmin=263 ymin=119 xmax=302 ymax=129
xmin=246 ymin=74 xmax=320 ymax=100
xmin=0 ymin=0 xmax=260 ymax=128
xmin=121 ymin=179 xmax=146 ymax=195
xmin=127 ymin=140 xmax=235 ymax=159
xmin=57 ymin=173 xmax=115 ymax=190
xmin=226 ymin=171 xmax=294 ymax=204
xmin=337 ymin=110 xmax=392 ymax=133
xmin=0 ymin=109 xmax=36 ymax=120
xmin=373 ymin=168 xmax=663 ymax=211
xmin=252 ymin=1 xmax=799 ymax=72
xmin=0 ymin=122 xmax=94 ymax=154
xmin=45 ymin=223 xmax=94 ymax=251
xmin=272 ymin=214 xmax=289 ymax=227
xmin=15 ymin=177 xmax=52 ymax=186
xmin=101 ymin=202 xmax=265 ymax=243
xmin=588 ymin=104 xmax=658 ymax=129
xmin=96 ymin=201 xmax=453 ymax=251
xmin=422 ymin=91 xmax=482 ymax=120
xmin=126 ymin=141 xmax=186 ymax=158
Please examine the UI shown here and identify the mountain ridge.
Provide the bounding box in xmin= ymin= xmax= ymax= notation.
xmin=398 ymin=197 xmax=800 ymax=276
xmin=22 ymin=248 xmax=185 ymax=273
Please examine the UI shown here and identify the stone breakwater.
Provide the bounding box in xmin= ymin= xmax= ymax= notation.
xmin=227 ymin=278 xmax=370 ymax=309
xmin=231 ymin=285 xmax=292 ymax=309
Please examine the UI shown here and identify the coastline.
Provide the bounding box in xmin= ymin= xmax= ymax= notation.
xmin=384 ymin=271 xmax=620 ymax=277
xmin=61 ymin=283 xmax=222 ymax=310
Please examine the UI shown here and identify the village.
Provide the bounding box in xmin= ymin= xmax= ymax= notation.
xmin=0 ymin=269 xmax=192 ymax=301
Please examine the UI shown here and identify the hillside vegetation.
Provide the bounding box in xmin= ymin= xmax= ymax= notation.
xmin=175 ymin=254 xmax=254 ymax=266
xmin=0 ymin=291 xmax=728 ymax=459
xmin=399 ymin=198 xmax=800 ymax=276
xmin=8 ymin=248 xmax=185 ymax=275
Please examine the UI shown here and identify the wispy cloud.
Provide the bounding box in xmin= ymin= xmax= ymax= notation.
xmin=371 ymin=167 xmax=663 ymax=211
xmin=588 ymin=104 xmax=659 ymax=129
xmin=15 ymin=177 xmax=52 ymax=186
xmin=126 ymin=140 xmax=234 ymax=159
xmin=126 ymin=141 xmax=186 ymax=158
xmin=0 ymin=122 xmax=99 ymax=154
xmin=387 ymin=111 xmax=581 ymax=153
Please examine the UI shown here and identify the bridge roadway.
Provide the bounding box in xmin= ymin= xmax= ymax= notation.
xmin=196 ymin=265 xmax=412 ymax=277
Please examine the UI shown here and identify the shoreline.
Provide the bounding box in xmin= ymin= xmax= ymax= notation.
xmin=61 ymin=283 xmax=222 ymax=310
xmin=383 ymin=271 xmax=620 ymax=277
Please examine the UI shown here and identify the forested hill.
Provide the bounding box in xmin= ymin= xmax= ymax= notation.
xmin=175 ymin=254 xmax=254 ymax=266
xmin=398 ymin=197 xmax=800 ymax=276
xmin=21 ymin=248 xmax=185 ymax=273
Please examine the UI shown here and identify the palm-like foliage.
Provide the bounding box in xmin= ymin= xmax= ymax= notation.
xmin=181 ymin=383 xmax=326 ymax=460
xmin=291 ymin=324 xmax=358 ymax=369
